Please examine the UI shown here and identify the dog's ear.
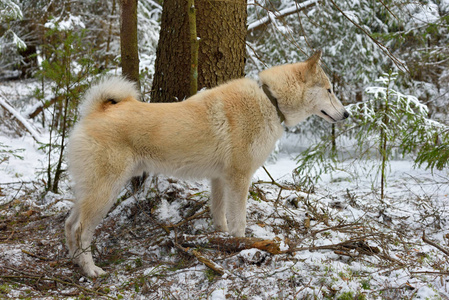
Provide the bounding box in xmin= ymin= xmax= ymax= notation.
xmin=305 ymin=50 xmax=322 ymax=73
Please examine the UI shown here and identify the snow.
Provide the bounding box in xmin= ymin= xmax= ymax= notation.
xmin=404 ymin=1 xmax=440 ymax=29
xmin=247 ymin=0 xmax=319 ymax=31
xmin=0 ymin=134 xmax=43 ymax=185
xmin=156 ymin=198 xmax=183 ymax=223
xmin=44 ymin=15 xmax=85 ymax=31
xmin=0 ymin=98 xmax=43 ymax=144
xmin=210 ymin=288 xmax=227 ymax=299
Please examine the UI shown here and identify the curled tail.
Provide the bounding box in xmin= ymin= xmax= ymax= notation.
xmin=79 ymin=76 xmax=140 ymax=118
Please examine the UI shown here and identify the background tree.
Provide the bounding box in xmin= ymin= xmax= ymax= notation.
xmin=150 ymin=0 xmax=247 ymax=103
xmin=150 ymin=0 xmax=190 ymax=102
xmin=195 ymin=0 xmax=247 ymax=89
xmin=120 ymin=0 xmax=140 ymax=89
xmin=120 ymin=0 xmax=146 ymax=190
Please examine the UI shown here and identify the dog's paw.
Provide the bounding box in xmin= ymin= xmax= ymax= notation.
xmin=229 ymin=228 xmax=245 ymax=238
xmin=84 ymin=265 xmax=107 ymax=278
xmin=214 ymin=223 xmax=229 ymax=233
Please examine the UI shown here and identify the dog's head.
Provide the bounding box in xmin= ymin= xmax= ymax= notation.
xmin=259 ymin=51 xmax=349 ymax=127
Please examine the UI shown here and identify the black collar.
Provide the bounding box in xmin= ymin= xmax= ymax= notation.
xmin=262 ymin=84 xmax=285 ymax=123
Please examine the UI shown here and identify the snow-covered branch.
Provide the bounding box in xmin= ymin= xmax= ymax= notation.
xmin=247 ymin=0 xmax=319 ymax=33
xmin=0 ymin=98 xmax=43 ymax=144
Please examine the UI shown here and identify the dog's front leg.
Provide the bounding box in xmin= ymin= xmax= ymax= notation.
xmin=224 ymin=174 xmax=251 ymax=237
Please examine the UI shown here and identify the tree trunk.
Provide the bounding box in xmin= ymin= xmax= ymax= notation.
xmin=196 ymin=0 xmax=247 ymax=88
xmin=188 ymin=0 xmax=199 ymax=96
xmin=120 ymin=0 xmax=140 ymax=89
xmin=151 ymin=0 xmax=191 ymax=103
xmin=151 ymin=0 xmax=247 ymax=103
xmin=120 ymin=0 xmax=144 ymax=191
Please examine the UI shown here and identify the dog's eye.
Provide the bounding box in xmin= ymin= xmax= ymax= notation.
xmin=327 ymin=89 xmax=332 ymax=94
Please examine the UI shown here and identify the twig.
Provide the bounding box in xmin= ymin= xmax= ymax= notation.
xmin=0 ymin=182 xmax=24 ymax=208
xmin=174 ymin=242 xmax=225 ymax=276
xmin=410 ymin=271 xmax=449 ymax=276
xmin=311 ymin=222 xmax=361 ymax=236
xmin=0 ymin=181 xmax=32 ymax=185
xmin=256 ymin=166 xmax=295 ymax=190
xmin=168 ymin=209 xmax=209 ymax=229
xmin=378 ymin=283 xmax=415 ymax=292
xmin=422 ymin=231 xmax=449 ymax=256
xmin=6 ymin=229 xmax=15 ymax=241
xmin=1 ymin=275 xmax=114 ymax=298
xmin=328 ymin=0 xmax=408 ymax=73
xmin=21 ymin=249 xmax=50 ymax=261
xmin=294 ymin=278 xmax=313 ymax=297
xmin=1 ymin=266 xmax=114 ymax=299
xmin=287 ymin=237 xmax=380 ymax=255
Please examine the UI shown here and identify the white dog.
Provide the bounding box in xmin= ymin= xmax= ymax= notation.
xmin=65 ymin=51 xmax=349 ymax=276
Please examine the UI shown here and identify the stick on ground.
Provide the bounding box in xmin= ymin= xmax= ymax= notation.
xmin=174 ymin=242 xmax=225 ymax=276
xmin=422 ymin=231 xmax=449 ymax=256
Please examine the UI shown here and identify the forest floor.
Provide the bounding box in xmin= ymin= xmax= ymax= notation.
xmin=1 ymin=156 xmax=449 ymax=299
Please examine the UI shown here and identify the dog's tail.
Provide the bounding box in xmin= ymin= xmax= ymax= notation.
xmin=79 ymin=76 xmax=140 ymax=118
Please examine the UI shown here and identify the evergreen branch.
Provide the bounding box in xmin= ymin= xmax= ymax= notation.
xmin=328 ymin=0 xmax=408 ymax=73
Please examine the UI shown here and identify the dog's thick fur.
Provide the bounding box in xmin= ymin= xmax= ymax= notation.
xmin=65 ymin=51 xmax=349 ymax=276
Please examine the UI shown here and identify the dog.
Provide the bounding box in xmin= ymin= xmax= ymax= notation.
xmin=65 ymin=51 xmax=349 ymax=277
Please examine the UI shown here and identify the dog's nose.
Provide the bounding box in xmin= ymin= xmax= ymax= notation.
xmin=343 ymin=111 xmax=350 ymax=119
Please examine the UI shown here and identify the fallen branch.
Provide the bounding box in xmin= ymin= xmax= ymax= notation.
xmin=181 ymin=233 xmax=283 ymax=254
xmin=168 ymin=209 xmax=209 ymax=229
xmin=28 ymin=85 xmax=84 ymax=119
xmin=27 ymin=96 xmax=58 ymax=119
xmin=21 ymin=249 xmax=50 ymax=261
xmin=174 ymin=242 xmax=225 ymax=276
xmin=2 ymin=266 xmax=114 ymax=299
xmin=411 ymin=271 xmax=449 ymax=276
xmin=378 ymin=283 xmax=415 ymax=292
xmin=0 ymin=97 xmax=43 ymax=143
xmin=289 ymin=238 xmax=380 ymax=256
xmin=2 ymin=274 xmax=113 ymax=298
xmin=422 ymin=231 xmax=449 ymax=256
xmin=311 ymin=222 xmax=362 ymax=236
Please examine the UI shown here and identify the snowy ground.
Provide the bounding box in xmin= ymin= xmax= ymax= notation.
xmin=1 ymin=131 xmax=448 ymax=299
xmin=1 ymin=80 xmax=449 ymax=299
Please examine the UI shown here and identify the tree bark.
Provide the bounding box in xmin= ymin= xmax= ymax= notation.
xmin=151 ymin=0 xmax=247 ymax=103
xmin=196 ymin=0 xmax=247 ymax=88
xmin=151 ymin=0 xmax=191 ymax=102
xmin=120 ymin=0 xmax=140 ymax=90
xmin=120 ymin=0 xmax=144 ymax=191
xmin=181 ymin=234 xmax=283 ymax=254
xmin=188 ymin=0 xmax=198 ymax=96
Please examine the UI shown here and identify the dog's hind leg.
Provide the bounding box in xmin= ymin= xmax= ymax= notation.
xmin=65 ymin=206 xmax=80 ymax=260
xmin=224 ymin=173 xmax=251 ymax=237
xmin=65 ymin=175 xmax=125 ymax=277
xmin=210 ymin=178 xmax=228 ymax=232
